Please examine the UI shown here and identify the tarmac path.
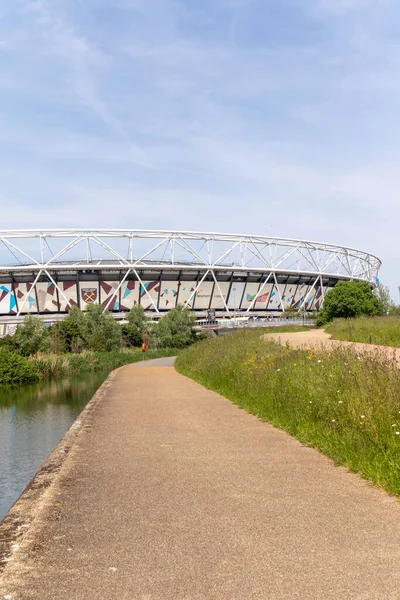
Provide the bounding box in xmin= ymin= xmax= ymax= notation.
xmin=2 ymin=355 xmax=400 ymax=599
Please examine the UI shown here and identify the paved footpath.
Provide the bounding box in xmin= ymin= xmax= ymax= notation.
xmin=2 ymin=357 xmax=400 ymax=599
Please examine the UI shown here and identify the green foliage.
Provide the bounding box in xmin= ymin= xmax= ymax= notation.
xmin=122 ymin=305 xmax=148 ymax=347
xmin=0 ymin=335 xmax=18 ymax=352
xmin=0 ymin=348 xmax=40 ymax=385
xmin=374 ymin=284 xmax=397 ymax=315
xmin=49 ymin=306 xmax=121 ymax=353
xmin=155 ymin=305 xmax=196 ymax=348
xmin=326 ymin=315 xmax=400 ymax=347
xmin=176 ymin=329 xmax=400 ymax=497
xmin=50 ymin=306 xmax=85 ymax=353
xmin=78 ymin=304 xmax=122 ymax=352
xmin=317 ymin=281 xmax=383 ymax=326
xmin=13 ymin=315 xmax=50 ymax=356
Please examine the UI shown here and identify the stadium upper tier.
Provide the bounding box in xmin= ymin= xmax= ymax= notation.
xmin=0 ymin=230 xmax=381 ymax=315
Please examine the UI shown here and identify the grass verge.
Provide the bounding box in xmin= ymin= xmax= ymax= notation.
xmin=326 ymin=316 xmax=400 ymax=347
xmin=176 ymin=329 xmax=400 ymax=496
xmin=31 ymin=348 xmax=177 ymax=380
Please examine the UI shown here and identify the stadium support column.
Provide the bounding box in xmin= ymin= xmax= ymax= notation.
xmin=102 ymin=269 xmax=132 ymax=312
xmin=132 ymin=269 xmax=159 ymax=313
xmin=246 ymin=272 xmax=272 ymax=312
xmin=44 ymin=270 xmax=73 ymax=311
xmin=272 ymin=272 xmax=285 ymax=313
xmin=211 ymin=270 xmax=229 ymax=313
xmin=184 ymin=270 xmax=210 ymax=310
xmin=302 ymin=275 xmax=320 ymax=312
xmin=16 ymin=270 xmax=42 ymax=317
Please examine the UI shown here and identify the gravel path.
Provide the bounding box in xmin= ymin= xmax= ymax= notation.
xmin=265 ymin=328 xmax=400 ymax=363
xmin=2 ymin=357 xmax=400 ymax=599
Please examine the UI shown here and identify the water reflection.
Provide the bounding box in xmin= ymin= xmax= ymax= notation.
xmin=0 ymin=372 xmax=108 ymax=521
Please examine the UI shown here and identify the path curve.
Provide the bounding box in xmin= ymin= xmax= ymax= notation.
xmin=2 ymin=358 xmax=400 ymax=598
xmin=265 ymin=328 xmax=400 ymax=363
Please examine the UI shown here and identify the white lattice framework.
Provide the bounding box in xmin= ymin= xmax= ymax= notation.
xmin=0 ymin=229 xmax=381 ymax=315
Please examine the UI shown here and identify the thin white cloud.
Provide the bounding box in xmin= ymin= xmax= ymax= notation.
xmin=0 ymin=0 xmax=398 ymax=292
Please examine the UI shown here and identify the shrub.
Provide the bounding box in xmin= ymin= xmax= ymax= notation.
xmin=155 ymin=305 xmax=196 ymax=348
xmin=80 ymin=304 xmax=122 ymax=351
xmin=0 ymin=348 xmax=40 ymax=385
xmin=50 ymin=307 xmax=85 ymax=353
xmin=13 ymin=315 xmax=50 ymax=356
xmin=317 ymin=281 xmax=383 ymax=326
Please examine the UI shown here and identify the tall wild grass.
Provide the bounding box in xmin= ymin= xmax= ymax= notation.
xmin=32 ymin=348 xmax=177 ymax=380
xmin=326 ymin=316 xmax=400 ymax=347
xmin=176 ymin=329 xmax=400 ymax=496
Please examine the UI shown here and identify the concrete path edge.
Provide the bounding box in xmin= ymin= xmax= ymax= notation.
xmin=0 ymin=370 xmax=118 ymax=572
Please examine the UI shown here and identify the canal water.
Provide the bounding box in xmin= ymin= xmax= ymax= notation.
xmin=0 ymin=371 xmax=108 ymax=521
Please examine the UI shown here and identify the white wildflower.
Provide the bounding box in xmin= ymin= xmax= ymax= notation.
xmin=332 ymin=419 xmax=336 ymax=422
xmin=392 ymin=424 xmax=397 ymax=427
xmin=317 ymin=360 xmax=322 ymax=363
xmin=338 ymin=401 xmax=343 ymax=404
xmin=277 ymin=369 xmax=281 ymax=372
xmin=361 ymin=415 xmax=365 ymax=419
xmin=357 ymin=357 xmax=361 ymax=360
xmin=396 ymin=432 xmax=400 ymax=436
xmin=309 ymin=401 xmax=312 ymax=404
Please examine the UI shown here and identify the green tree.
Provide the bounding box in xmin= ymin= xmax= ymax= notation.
xmin=317 ymin=281 xmax=384 ymax=326
xmin=155 ymin=305 xmax=196 ymax=348
xmin=13 ymin=315 xmax=50 ymax=356
xmin=374 ymin=284 xmax=396 ymax=315
xmin=50 ymin=306 xmax=86 ymax=353
xmin=79 ymin=304 xmax=122 ymax=351
xmin=122 ymin=305 xmax=148 ymax=347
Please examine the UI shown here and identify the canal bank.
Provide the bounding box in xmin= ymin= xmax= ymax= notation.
xmin=0 ymin=370 xmax=111 ymax=521
xmin=0 ymin=370 xmax=117 ymax=573
xmin=3 ymin=357 xmax=400 ymax=599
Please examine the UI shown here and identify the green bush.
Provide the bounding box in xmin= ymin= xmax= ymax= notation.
xmin=155 ymin=305 xmax=196 ymax=348
xmin=13 ymin=315 xmax=50 ymax=356
xmin=317 ymin=281 xmax=383 ymax=326
xmin=0 ymin=348 xmax=40 ymax=385
xmin=78 ymin=304 xmax=122 ymax=351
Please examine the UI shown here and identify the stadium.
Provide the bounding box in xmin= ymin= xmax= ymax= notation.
xmin=0 ymin=230 xmax=381 ymax=320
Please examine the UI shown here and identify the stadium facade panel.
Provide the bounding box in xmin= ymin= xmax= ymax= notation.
xmin=0 ymin=230 xmax=381 ymax=316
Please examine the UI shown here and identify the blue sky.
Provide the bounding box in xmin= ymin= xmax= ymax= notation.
xmin=0 ymin=0 xmax=398 ymax=295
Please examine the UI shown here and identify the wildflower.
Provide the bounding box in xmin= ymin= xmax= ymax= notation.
xmin=396 ymin=432 xmax=400 ymax=436
xmin=392 ymin=424 xmax=397 ymax=427
xmin=361 ymin=415 xmax=365 ymax=419
xmin=277 ymin=369 xmax=281 ymax=372
xmin=317 ymin=360 xmax=322 ymax=363
xmin=309 ymin=401 xmax=312 ymax=404
xmin=331 ymin=419 xmax=336 ymax=423
xmin=338 ymin=401 xmax=343 ymax=404
xmin=357 ymin=357 xmax=361 ymax=360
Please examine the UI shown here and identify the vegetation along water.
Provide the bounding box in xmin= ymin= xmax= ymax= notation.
xmin=0 ymin=304 xmax=195 ymax=520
